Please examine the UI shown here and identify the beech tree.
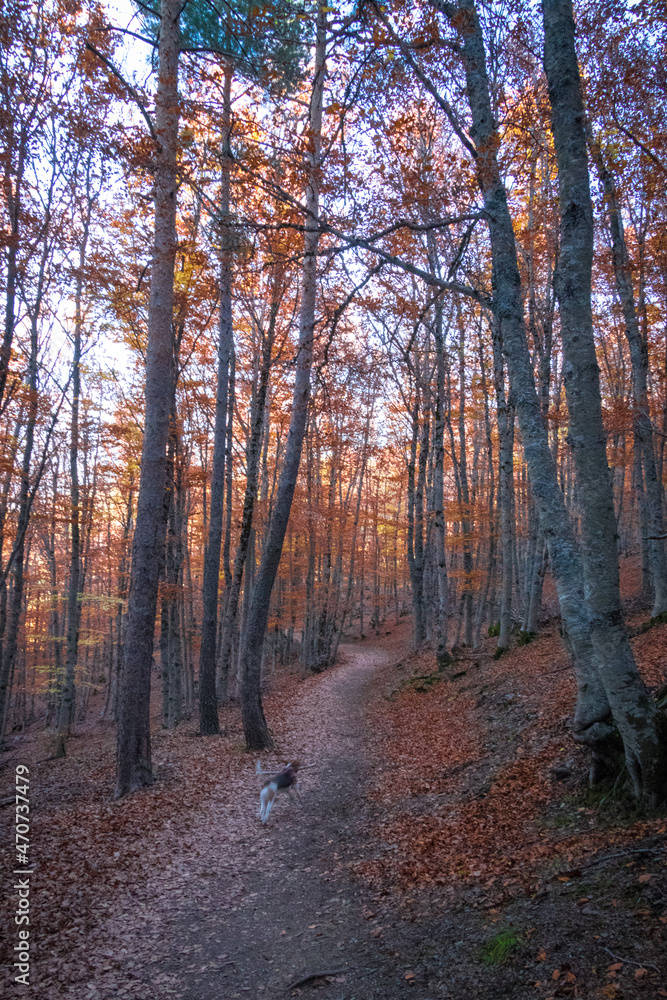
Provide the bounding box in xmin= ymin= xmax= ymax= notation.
xmin=541 ymin=0 xmax=667 ymax=802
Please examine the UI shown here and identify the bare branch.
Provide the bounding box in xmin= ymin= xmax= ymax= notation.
xmin=85 ymin=42 xmax=157 ymax=142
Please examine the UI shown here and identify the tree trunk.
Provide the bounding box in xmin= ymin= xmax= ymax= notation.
xmin=432 ymin=311 xmax=450 ymax=666
xmin=199 ymin=62 xmax=234 ymax=735
xmin=0 ymin=105 xmax=25 ymax=411
xmin=42 ymin=463 xmax=63 ymax=726
xmin=0 ymin=308 xmax=38 ymax=740
xmin=330 ymin=411 xmax=371 ymax=665
xmin=406 ymin=382 xmax=427 ymax=646
xmin=239 ymin=1 xmax=327 ymax=751
xmin=492 ymin=315 xmax=515 ymax=654
xmin=542 ymin=0 xmax=666 ymax=802
xmin=115 ymin=0 xmax=180 ymax=796
xmin=446 ymin=0 xmax=615 ymax=777
xmin=588 ymin=137 xmax=667 ymax=616
xmin=54 ymin=173 xmax=93 ymax=756
xmin=218 ymin=285 xmax=276 ymax=698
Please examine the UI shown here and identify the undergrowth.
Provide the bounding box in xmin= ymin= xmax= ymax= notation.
xmin=480 ymin=929 xmax=519 ymax=966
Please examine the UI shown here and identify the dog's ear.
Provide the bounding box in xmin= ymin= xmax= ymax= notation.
xmin=291 ymin=759 xmax=301 ymax=771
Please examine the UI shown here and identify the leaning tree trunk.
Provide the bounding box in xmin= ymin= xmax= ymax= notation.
xmin=239 ymin=1 xmax=327 ymax=751
xmin=588 ymin=137 xmax=667 ymax=617
xmin=115 ymin=0 xmax=180 ymax=797
xmin=199 ymin=61 xmax=234 ymax=735
xmin=445 ymin=0 xmax=616 ymax=776
xmin=542 ymin=0 xmax=666 ymax=803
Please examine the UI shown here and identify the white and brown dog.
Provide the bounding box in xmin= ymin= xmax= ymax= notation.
xmin=256 ymin=760 xmax=302 ymax=824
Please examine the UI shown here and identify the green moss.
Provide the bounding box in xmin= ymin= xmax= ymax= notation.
xmin=516 ymin=629 xmax=537 ymax=646
xmin=637 ymin=610 xmax=667 ymax=634
xmin=488 ymin=622 xmax=501 ymax=637
xmin=407 ymin=672 xmax=443 ymax=693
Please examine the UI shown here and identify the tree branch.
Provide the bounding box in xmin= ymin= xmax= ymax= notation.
xmin=367 ymin=1 xmax=477 ymax=159
xmin=85 ymin=42 xmax=157 ymax=143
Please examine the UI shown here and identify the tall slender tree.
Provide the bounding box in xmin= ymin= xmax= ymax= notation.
xmin=240 ymin=0 xmax=328 ymax=750
xmin=114 ymin=0 xmax=180 ymax=797
xmin=542 ymin=0 xmax=667 ymax=802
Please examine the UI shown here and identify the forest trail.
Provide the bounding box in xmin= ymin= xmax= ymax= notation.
xmin=68 ymin=638 xmax=446 ymax=1000
xmin=141 ymin=641 xmax=401 ymax=1000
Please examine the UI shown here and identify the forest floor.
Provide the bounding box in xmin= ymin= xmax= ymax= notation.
xmin=2 ymin=607 xmax=667 ymax=1000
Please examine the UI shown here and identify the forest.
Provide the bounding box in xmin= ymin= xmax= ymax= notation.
xmin=1 ymin=0 xmax=667 ymax=998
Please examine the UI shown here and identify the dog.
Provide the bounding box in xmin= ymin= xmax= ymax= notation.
xmin=256 ymin=760 xmax=302 ymax=824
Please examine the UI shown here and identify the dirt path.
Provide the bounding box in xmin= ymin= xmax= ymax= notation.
xmin=147 ymin=643 xmax=395 ymax=999
xmin=78 ymin=640 xmax=439 ymax=1000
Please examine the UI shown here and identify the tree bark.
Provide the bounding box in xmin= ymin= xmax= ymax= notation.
xmin=432 ymin=301 xmax=450 ymax=667
xmin=115 ymin=0 xmax=180 ymax=796
xmin=0 ymin=300 xmax=38 ymax=740
xmin=406 ymin=379 xmax=428 ymax=647
xmin=542 ymin=0 xmax=666 ymax=802
xmin=199 ymin=62 xmax=234 ymax=735
xmin=444 ymin=0 xmax=615 ymax=775
xmin=587 ymin=137 xmax=667 ymax=616
xmin=55 ymin=169 xmax=93 ymax=755
xmin=492 ymin=311 xmax=515 ymax=655
xmin=0 ymin=90 xmax=25 ymax=412
xmin=239 ymin=1 xmax=327 ymax=750
xmin=218 ymin=284 xmax=277 ymax=698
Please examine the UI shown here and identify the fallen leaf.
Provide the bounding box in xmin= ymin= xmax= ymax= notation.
xmin=634 ymin=968 xmax=647 ymax=980
xmin=638 ymin=873 xmax=652 ymax=883
xmin=552 ymin=969 xmax=561 ymax=981
xmin=404 ymin=971 xmax=416 ymax=981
